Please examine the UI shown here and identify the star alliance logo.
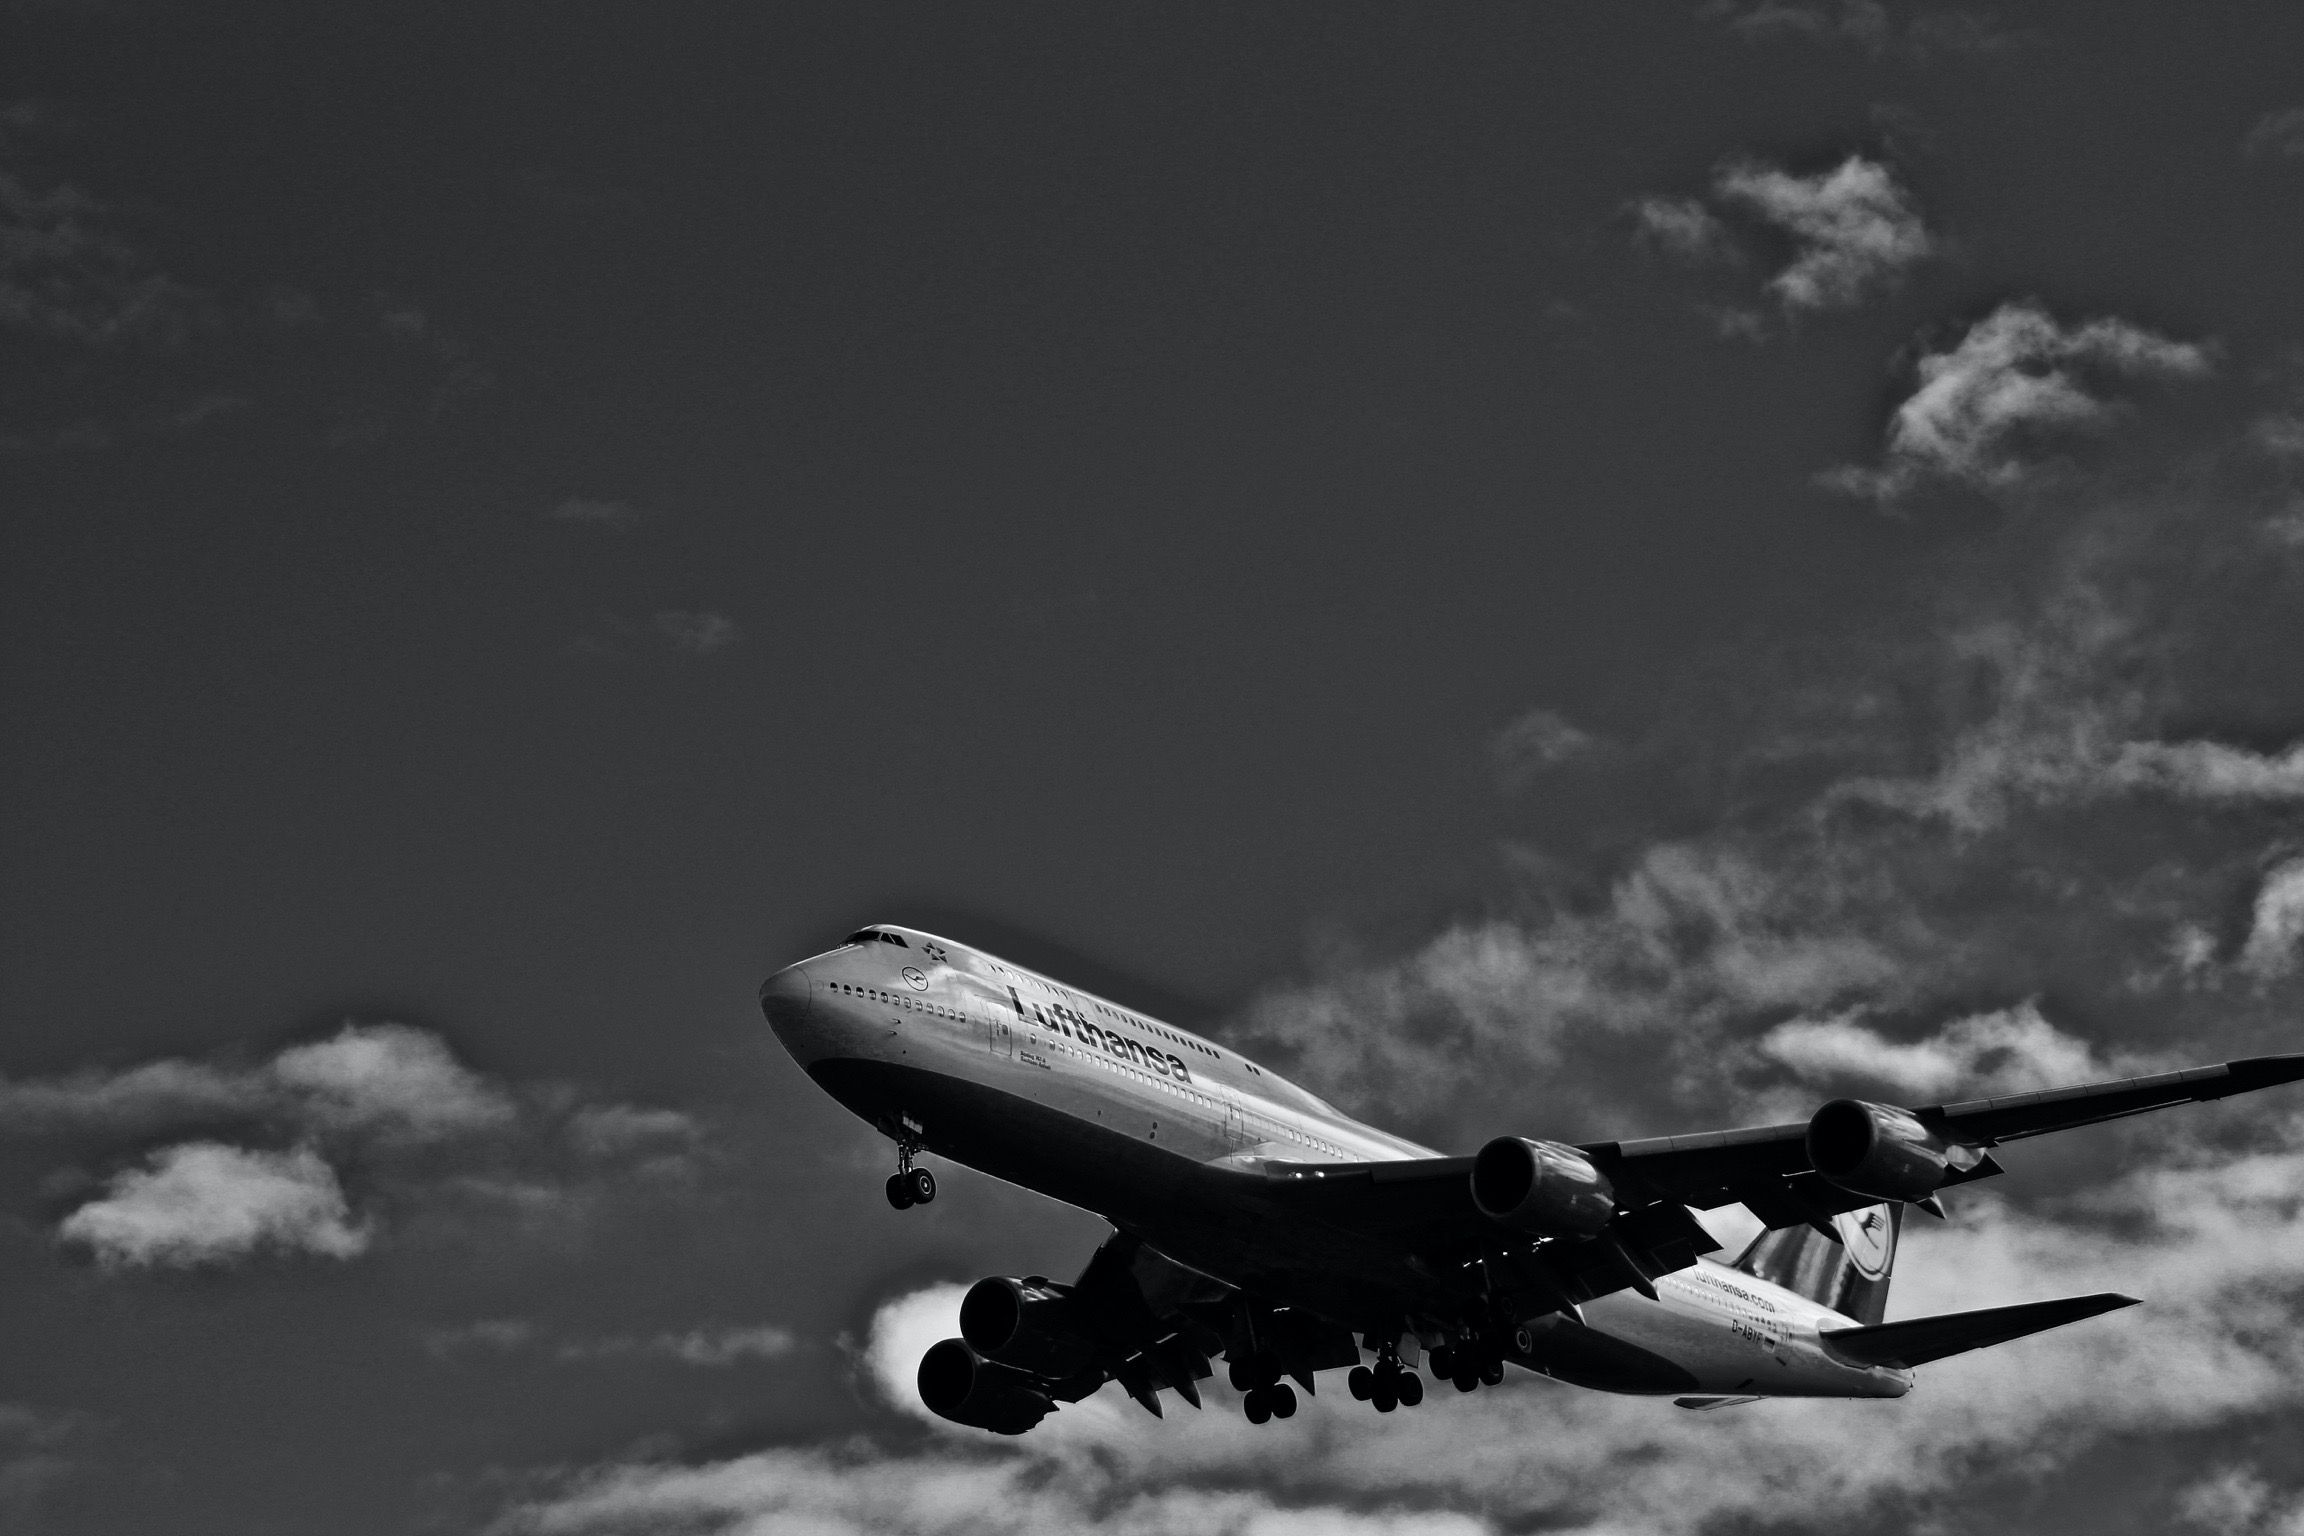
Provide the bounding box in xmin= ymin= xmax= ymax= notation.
xmin=923 ymin=943 xmax=949 ymax=963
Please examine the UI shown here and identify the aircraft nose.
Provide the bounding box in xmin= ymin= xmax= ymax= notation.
xmin=758 ymin=962 xmax=820 ymax=1058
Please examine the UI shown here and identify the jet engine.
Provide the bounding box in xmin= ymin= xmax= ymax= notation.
xmin=959 ymin=1275 xmax=1100 ymax=1379
xmin=1470 ymin=1137 xmax=1616 ymax=1235
xmin=916 ymin=1338 xmax=1056 ymax=1435
xmin=1806 ymin=1098 xmax=1963 ymax=1202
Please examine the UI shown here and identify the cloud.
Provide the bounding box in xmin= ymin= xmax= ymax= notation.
xmin=1820 ymin=301 xmax=2214 ymax=503
xmin=1627 ymin=196 xmax=1738 ymax=265
xmin=1757 ymin=1001 xmax=2160 ymax=1100
xmin=4 ymin=1022 xmax=695 ymax=1266
xmin=2240 ymin=859 xmax=2304 ymax=981
xmin=2243 ymin=108 xmax=2304 ymax=161
xmin=0 ymin=1402 xmax=94 ymax=1530
xmin=0 ymin=169 xmax=217 ymax=348
xmin=1714 ymin=156 xmax=1932 ymax=311
xmin=56 ymin=1142 xmax=368 ymax=1268
xmin=1491 ymin=708 xmax=1606 ymax=790
xmin=424 ymin=1319 xmax=795 ymax=1367
xmin=653 ymin=610 xmax=740 ymax=655
xmin=1707 ymin=0 xmax=2034 ymax=60
xmin=270 ymin=1024 xmax=518 ymax=1142
xmin=546 ymin=498 xmax=650 ymax=531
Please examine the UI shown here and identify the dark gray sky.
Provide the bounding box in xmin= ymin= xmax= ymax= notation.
xmin=4 ymin=4 xmax=2303 ymax=1534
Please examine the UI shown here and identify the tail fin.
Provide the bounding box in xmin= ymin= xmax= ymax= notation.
xmin=1732 ymin=1204 xmax=1900 ymax=1325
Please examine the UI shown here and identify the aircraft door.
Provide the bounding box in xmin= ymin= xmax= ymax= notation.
xmin=980 ymin=998 xmax=1014 ymax=1061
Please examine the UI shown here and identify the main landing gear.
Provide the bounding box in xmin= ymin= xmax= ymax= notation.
xmin=1345 ymin=1344 xmax=1425 ymax=1413
xmin=1427 ymin=1339 xmax=1508 ymax=1394
xmin=884 ymin=1131 xmax=935 ymax=1210
xmin=1230 ymin=1352 xmax=1299 ymax=1425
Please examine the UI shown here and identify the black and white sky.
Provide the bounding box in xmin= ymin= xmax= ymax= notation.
xmin=3 ymin=3 xmax=2303 ymax=1533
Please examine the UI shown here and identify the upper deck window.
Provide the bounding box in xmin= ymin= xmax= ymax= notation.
xmin=843 ymin=929 xmax=909 ymax=948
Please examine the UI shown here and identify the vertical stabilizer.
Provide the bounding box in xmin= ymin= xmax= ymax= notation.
xmin=1732 ymin=1205 xmax=1900 ymax=1325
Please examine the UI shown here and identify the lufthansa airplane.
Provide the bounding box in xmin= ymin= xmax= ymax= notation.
xmin=760 ymin=925 xmax=2304 ymax=1430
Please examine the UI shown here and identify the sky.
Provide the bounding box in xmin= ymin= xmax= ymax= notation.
xmin=2 ymin=2 xmax=2303 ymax=1532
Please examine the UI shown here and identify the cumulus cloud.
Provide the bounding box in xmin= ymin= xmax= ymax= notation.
xmin=1820 ymin=301 xmax=2214 ymax=503
xmin=57 ymin=1143 xmax=367 ymax=1268
xmin=4 ymin=1022 xmax=694 ymax=1267
xmin=1715 ymin=156 xmax=1932 ymax=311
xmin=653 ymin=609 xmax=739 ymax=655
xmin=2243 ymin=108 xmax=2304 ymax=161
xmin=270 ymin=1024 xmax=517 ymax=1142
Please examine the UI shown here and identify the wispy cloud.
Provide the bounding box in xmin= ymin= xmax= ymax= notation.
xmin=1820 ymin=301 xmax=2214 ymax=503
xmin=2240 ymin=859 xmax=2304 ymax=981
xmin=425 ymin=1319 xmax=795 ymax=1367
xmin=1715 ymin=156 xmax=1933 ymax=312
xmin=1627 ymin=196 xmax=1739 ymax=266
xmin=546 ymin=498 xmax=651 ymax=532
xmin=653 ymin=610 xmax=740 ymax=655
xmin=2243 ymin=107 xmax=2304 ymax=161
xmin=57 ymin=1142 xmax=368 ymax=1268
xmin=1490 ymin=708 xmax=1607 ymax=791
xmin=1707 ymin=0 xmax=2036 ymax=61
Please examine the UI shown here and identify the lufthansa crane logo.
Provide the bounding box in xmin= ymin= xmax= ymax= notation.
xmin=1837 ymin=1207 xmax=1896 ymax=1280
xmin=902 ymin=967 xmax=928 ymax=991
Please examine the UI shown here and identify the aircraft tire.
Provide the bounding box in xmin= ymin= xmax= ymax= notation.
xmin=1480 ymin=1359 xmax=1505 ymax=1387
xmin=1453 ymin=1371 xmax=1478 ymax=1393
xmin=1372 ymin=1386 xmax=1397 ymax=1413
xmin=1269 ymin=1383 xmax=1297 ymax=1419
xmin=1228 ymin=1358 xmax=1255 ymax=1392
xmin=907 ymin=1169 xmax=937 ymax=1205
xmin=1347 ymin=1366 xmax=1374 ymax=1401
xmin=1243 ymin=1388 xmax=1271 ymax=1425
xmin=1396 ymin=1374 xmax=1423 ymax=1408
xmin=885 ymin=1174 xmax=914 ymax=1209
xmin=1428 ymin=1346 xmax=1455 ymax=1379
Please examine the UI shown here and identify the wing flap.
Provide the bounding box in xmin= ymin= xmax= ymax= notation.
xmin=1819 ymin=1293 xmax=2139 ymax=1369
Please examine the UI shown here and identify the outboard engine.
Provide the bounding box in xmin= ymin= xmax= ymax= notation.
xmin=959 ymin=1276 xmax=1100 ymax=1378
xmin=916 ymin=1338 xmax=1056 ymax=1435
xmin=1469 ymin=1137 xmax=1616 ymax=1235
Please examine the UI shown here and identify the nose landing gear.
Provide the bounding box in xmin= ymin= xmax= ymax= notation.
xmin=883 ymin=1131 xmax=935 ymax=1209
xmin=1346 ymin=1342 xmax=1424 ymax=1412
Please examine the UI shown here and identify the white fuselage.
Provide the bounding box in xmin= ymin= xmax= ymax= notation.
xmin=763 ymin=925 xmax=1908 ymax=1401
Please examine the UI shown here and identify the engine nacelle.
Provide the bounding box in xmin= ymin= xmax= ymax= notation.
xmin=958 ymin=1276 xmax=1100 ymax=1379
xmin=1806 ymin=1098 xmax=1956 ymax=1203
xmin=1470 ymin=1137 xmax=1616 ymax=1235
xmin=916 ymin=1338 xmax=1055 ymax=1435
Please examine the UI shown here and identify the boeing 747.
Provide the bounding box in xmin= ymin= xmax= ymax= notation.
xmin=760 ymin=925 xmax=2303 ymax=1430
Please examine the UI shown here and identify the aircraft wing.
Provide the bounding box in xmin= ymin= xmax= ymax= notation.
xmin=1588 ymin=1052 xmax=2304 ymax=1229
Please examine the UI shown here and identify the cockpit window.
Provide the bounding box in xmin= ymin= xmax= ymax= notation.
xmin=843 ymin=929 xmax=909 ymax=948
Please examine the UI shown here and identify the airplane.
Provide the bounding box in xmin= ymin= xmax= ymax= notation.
xmin=759 ymin=924 xmax=2304 ymax=1430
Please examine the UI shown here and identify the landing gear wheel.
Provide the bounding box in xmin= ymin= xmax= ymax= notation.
xmin=1243 ymin=1388 xmax=1272 ymax=1425
xmin=906 ymin=1168 xmax=936 ymax=1205
xmin=1269 ymin=1382 xmax=1297 ymax=1418
xmin=1453 ymin=1371 xmax=1478 ymax=1393
xmin=1372 ymin=1383 xmax=1398 ymax=1413
xmin=884 ymin=1173 xmax=915 ymax=1209
xmin=1480 ymin=1358 xmax=1505 ymax=1387
xmin=1347 ymin=1365 xmax=1374 ymax=1401
xmin=1395 ymin=1373 xmax=1423 ymax=1408
xmin=1428 ymin=1346 xmax=1456 ymax=1380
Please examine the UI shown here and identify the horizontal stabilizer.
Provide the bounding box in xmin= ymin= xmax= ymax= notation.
xmin=1820 ymin=1293 xmax=2139 ymax=1369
